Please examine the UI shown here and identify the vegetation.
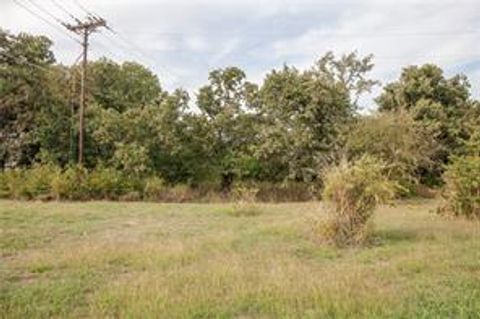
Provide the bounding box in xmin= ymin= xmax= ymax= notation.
xmin=2 ymin=24 xmax=480 ymax=318
xmin=6 ymin=28 xmax=479 ymax=196
xmin=317 ymin=156 xmax=396 ymax=246
xmin=345 ymin=111 xmax=437 ymax=195
xmin=228 ymin=183 xmax=262 ymax=217
xmin=376 ymin=64 xmax=478 ymax=185
xmin=2 ymin=200 xmax=480 ymax=318
xmin=438 ymin=155 xmax=480 ymax=219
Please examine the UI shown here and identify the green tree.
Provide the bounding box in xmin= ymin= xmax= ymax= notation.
xmin=256 ymin=52 xmax=377 ymax=182
xmin=89 ymin=58 xmax=162 ymax=112
xmin=376 ymin=64 xmax=476 ymax=183
xmin=196 ymin=66 xmax=260 ymax=190
xmin=0 ymin=29 xmax=72 ymax=168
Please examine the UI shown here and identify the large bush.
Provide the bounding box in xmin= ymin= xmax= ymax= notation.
xmin=318 ymin=156 xmax=396 ymax=246
xmin=345 ymin=111 xmax=437 ymax=195
xmin=437 ymin=156 xmax=480 ymax=219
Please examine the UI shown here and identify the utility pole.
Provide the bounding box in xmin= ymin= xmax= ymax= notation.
xmin=64 ymin=16 xmax=106 ymax=164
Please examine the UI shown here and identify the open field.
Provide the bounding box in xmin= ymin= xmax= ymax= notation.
xmin=1 ymin=200 xmax=480 ymax=318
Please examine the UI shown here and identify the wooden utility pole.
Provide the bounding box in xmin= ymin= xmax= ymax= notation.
xmin=64 ymin=16 xmax=106 ymax=164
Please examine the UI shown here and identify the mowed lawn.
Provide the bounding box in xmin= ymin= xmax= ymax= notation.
xmin=1 ymin=200 xmax=479 ymax=318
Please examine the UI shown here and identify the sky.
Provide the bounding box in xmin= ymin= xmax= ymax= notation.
xmin=1 ymin=0 xmax=480 ymax=110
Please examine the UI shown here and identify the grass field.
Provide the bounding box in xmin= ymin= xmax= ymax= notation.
xmin=1 ymin=200 xmax=480 ymax=318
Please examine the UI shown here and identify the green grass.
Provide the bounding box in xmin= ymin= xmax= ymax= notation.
xmin=1 ymin=199 xmax=479 ymax=318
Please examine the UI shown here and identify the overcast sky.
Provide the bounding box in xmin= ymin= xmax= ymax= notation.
xmin=1 ymin=0 xmax=479 ymax=109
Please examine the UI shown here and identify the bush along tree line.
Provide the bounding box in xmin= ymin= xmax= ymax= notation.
xmin=1 ymin=29 xmax=480 ymax=209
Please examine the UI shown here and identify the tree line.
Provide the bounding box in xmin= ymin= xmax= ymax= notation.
xmin=1 ymin=28 xmax=479 ymax=196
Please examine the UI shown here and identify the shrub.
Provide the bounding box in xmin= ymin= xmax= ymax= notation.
xmin=87 ymin=166 xmax=128 ymax=200
xmin=0 ymin=170 xmax=24 ymax=199
xmin=228 ymin=183 xmax=262 ymax=217
xmin=437 ymin=155 xmax=480 ymax=219
xmin=51 ymin=165 xmax=89 ymax=200
xmin=0 ymin=165 xmax=58 ymax=200
xmin=317 ymin=156 xmax=396 ymax=246
xmin=0 ymin=171 xmax=8 ymax=198
xmin=143 ymin=176 xmax=166 ymax=201
xmin=22 ymin=164 xmax=59 ymax=199
xmin=345 ymin=111 xmax=437 ymax=196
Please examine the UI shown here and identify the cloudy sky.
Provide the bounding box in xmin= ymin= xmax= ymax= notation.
xmin=1 ymin=0 xmax=479 ymax=109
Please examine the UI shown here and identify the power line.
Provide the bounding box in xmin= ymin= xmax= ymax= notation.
xmin=12 ymin=0 xmax=81 ymax=44
xmin=50 ymin=0 xmax=82 ymax=23
xmin=104 ymin=27 xmax=179 ymax=84
xmin=24 ymin=0 xmax=66 ymax=26
xmin=65 ymin=0 xmax=179 ymax=84
xmin=69 ymin=0 xmax=101 ymax=19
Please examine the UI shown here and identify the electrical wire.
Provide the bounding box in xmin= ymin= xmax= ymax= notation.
xmin=50 ymin=0 xmax=82 ymax=23
xmin=24 ymin=0 xmax=67 ymax=26
xmin=69 ymin=0 xmax=101 ymax=19
xmin=104 ymin=26 xmax=179 ymax=84
xmin=12 ymin=0 xmax=81 ymax=44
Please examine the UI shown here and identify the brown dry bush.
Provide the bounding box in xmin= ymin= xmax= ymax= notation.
xmin=317 ymin=156 xmax=396 ymax=246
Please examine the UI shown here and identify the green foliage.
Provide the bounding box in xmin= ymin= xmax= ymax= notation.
xmin=50 ymin=165 xmax=89 ymax=200
xmin=0 ymin=165 xmax=58 ymax=199
xmin=143 ymin=176 xmax=166 ymax=201
xmin=87 ymin=166 xmax=130 ymax=200
xmin=345 ymin=111 xmax=437 ymax=195
xmin=0 ymin=170 xmax=24 ymax=199
xmin=376 ymin=64 xmax=477 ymax=183
xmin=197 ymin=66 xmax=259 ymax=189
xmin=1 ymin=29 xmax=72 ymax=168
xmin=256 ymin=52 xmax=377 ymax=182
xmin=112 ymin=142 xmax=150 ymax=176
xmin=89 ymin=58 xmax=162 ymax=112
xmin=318 ymin=156 xmax=396 ymax=246
xmin=437 ymin=155 xmax=480 ymax=219
xmin=21 ymin=164 xmax=59 ymax=199
xmin=2 ymin=28 xmax=479 ymax=196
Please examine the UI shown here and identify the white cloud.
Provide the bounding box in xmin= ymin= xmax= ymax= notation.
xmin=184 ymin=35 xmax=208 ymax=52
xmin=1 ymin=0 xmax=479 ymax=101
xmin=268 ymin=0 xmax=480 ymax=107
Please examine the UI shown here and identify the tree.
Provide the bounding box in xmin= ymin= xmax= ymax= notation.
xmin=376 ymin=64 xmax=476 ymax=183
xmin=0 ymin=29 xmax=72 ymax=168
xmin=255 ymin=52 xmax=377 ymax=182
xmin=196 ymin=66 xmax=259 ymax=190
xmin=89 ymin=58 xmax=162 ymax=112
